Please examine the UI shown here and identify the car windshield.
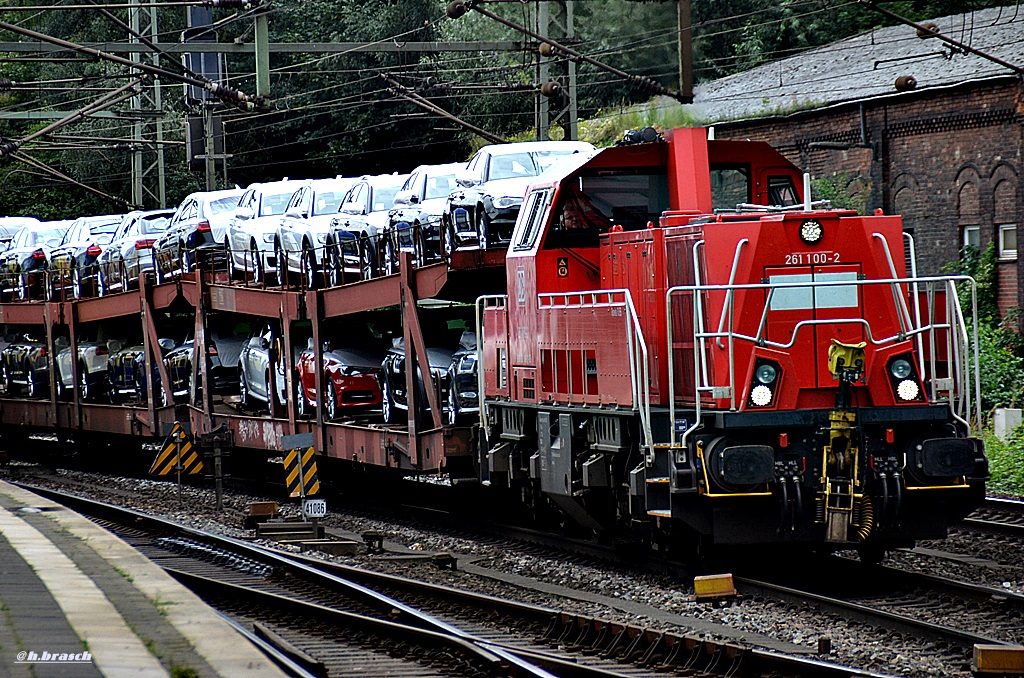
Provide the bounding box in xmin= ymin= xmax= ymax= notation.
xmin=260 ymin=191 xmax=295 ymax=216
xmin=425 ymin=174 xmax=458 ymax=200
xmin=371 ymin=186 xmax=400 ymax=212
xmin=140 ymin=215 xmax=171 ymax=233
xmin=209 ymin=195 xmax=240 ymax=215
xmin=312 ymin=192 xmax=345 ymax=216
xmin=489 ymin=150 xmax=578 ymax=180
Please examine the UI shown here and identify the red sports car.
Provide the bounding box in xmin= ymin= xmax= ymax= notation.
xmin=294 ymin=338 xmax=384 ymax=420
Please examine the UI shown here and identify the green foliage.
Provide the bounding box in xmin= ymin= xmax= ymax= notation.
xmin=810 ymin=173 xmax=867 ymax=213
xmin=972 ymin=321 xmax=1024 ymax=411
xmin=982 ymin=427 xmax=1024 ymax=496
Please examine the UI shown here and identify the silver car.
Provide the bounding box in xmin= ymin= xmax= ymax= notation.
xmin=96 ymin=209 xmax=174 ymax=295
xmin=55 ymin=338 xmax=118 ymax=401
xmin=274 ymin=177 xmax=355 ymax=289
xmin=324 ymin=174 xmax=407 ymax=283
xmin=225 ymin=180 xmax=306 ymax=283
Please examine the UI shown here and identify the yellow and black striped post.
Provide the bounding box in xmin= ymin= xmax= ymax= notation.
xmin=150 ymin=422 xmax=204 ymax=477
xmin=284 ymin=446 xmax=320 ymax=499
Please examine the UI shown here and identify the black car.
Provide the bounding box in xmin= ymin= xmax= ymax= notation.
xmin=106 ymin=338 xmax=175 ymax=405
xmin=164 ymin=316 xmax=248 ymax=402
xmin=444 ymin=330 xmax=479 ymax=425
xmin=49 ymin=214 xmax=124 ymax=299
xmin=378 ymin=337 xmax=453 ymax=426
xmin=442 ymin=141 xmax=592 ymax=252
xmin=385 ymin=162 xmax=463 ymax=268
xmin=1 ymin=334 xmax=50 ymax=398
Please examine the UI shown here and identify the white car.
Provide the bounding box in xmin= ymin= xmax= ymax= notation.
xmin=324 ymin=174 xmax=408 ymax=283
xmin=386 ymin=162 xmax=464 ymax=269
xmin=273 ymin=177 xmax=355 ymax=289
xmin=225 ymin=179 xmax=307 ymax=283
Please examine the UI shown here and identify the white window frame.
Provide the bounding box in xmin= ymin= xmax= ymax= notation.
xmin=962 ymin=224 xmax=979 ymax=250
xmin=998 ymin=223 xmax=1017 ymax=260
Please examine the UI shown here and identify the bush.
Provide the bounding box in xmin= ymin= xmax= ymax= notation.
xmin=982 ymin=427 xmax=1024 ymax=496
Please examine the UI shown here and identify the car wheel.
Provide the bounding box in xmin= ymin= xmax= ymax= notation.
xmin=1 ymin=364 xmax=9 ymax=393
xmin=324 ymin=372 xmax=338 ymax=420
xmin=274 ymin=242 xmax=287 ymax=286
xmin=446 ymin=386 xmax=459 ymax=426
xmin=383 ymin=236 xmax=397 ymax=276
xmin=302 ymin=246 xmax=318 ymax=290
xmin=382 ymin=379 xmax=396 ymax=425
xmin=359 ymin=238 xmax=376 ymax=281
xmin=182 ymin=243 xmax=194 ymax=274
xmin=18 ymin=273 xmax=30 ymax=301
xmin=476 ymin=210 xmax=489 ymax=251
xmin=25 ymin=363 xmax=38 ymax=398
xmin=296 ymin=374 xmax=309 ymax=417
xmin=107 ymin=375 xmax=120 ymax=404
xmin=134 ymin=371 xmax=147 ymax=404
xmin=251 ymin=244 xmax=264 ymax=283
xmin=326 ymin=242 xmax=341 ymax=287
xmin=226 ymin=242 xmax=238 ymax=280
xmin=72 ymin=266 xmax=84 ymax=299
xmin=44 ymin=272 xmax=55 ymax=301
xmin=442 ymin=215 xmax=456 ymax=259
xmin=78 ymin=364 xmax=91 ymax=402
xmin=265 ymin=373 xmax=274 ymax=417
xmin=56 ymin=374 xmax=66 ymax=401
xmin=97 ymin=269 xmax=108 ymax=297
xmin=238 ymin=373 xmax=249 ymax=409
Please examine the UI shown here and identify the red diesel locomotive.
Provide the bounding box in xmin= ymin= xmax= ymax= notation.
xmin=477 ymin=128 xmax=987 ymax=557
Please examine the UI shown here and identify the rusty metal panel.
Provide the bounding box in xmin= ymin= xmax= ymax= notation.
xmin=207 ymin=284 xmax=295 ymax=318
xmin=0 ymin=399 xmax=54 ymax=427
xmin=320 ymin=263 xmax=448 ymax=319
xmin=321 ymin=421 xmax=447 ymax=472
xmin=0 ymin=303 xmax=48 ymax=325
xmin=448 ymin=249 xmax=506 ymax=270
xmin=76 ymin=294 xmax=141 ymax=323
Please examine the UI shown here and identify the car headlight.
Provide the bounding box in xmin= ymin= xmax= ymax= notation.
xmin=492 ymin=196 xmax=522 ymax=209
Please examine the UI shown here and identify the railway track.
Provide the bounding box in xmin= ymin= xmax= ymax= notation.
xmin=962 ymin=496 xmax=1024 ymax=538
xmin=19 ymin=483 xmax=896 ymax=678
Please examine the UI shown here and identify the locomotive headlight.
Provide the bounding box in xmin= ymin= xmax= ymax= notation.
xmin=890 ymin=358 xmax=913 ymax=379
xmin=799 ymin=219 xmax=824 ymax=245
xmin=755 ymin=363 xmax=777 ymax=384
xmin=897 ymin=379 xmax=920 ymax=401
xmin=750 ymin=384 xmax=773 ymax=407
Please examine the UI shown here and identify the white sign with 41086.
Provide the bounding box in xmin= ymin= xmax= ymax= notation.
xmin=302 ymin=498 xmax=327 ymax=519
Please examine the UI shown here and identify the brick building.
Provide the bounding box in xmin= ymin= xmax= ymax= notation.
xmin=691 ymin=7 xmax=1024 ymax=317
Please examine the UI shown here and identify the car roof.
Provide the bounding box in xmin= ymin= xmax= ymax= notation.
xmin=480 ymin=141 xmax=594 ymax=156
xmin=409 ymin=162 xmax=465 ymax=175
xmin=356 ymin=173 xmax=409 ymax=187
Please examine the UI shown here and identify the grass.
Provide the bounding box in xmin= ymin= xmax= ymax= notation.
xmin=982 ymin=427 xmax=1024 ymax=496
xmin=170 ymin=666 xmax=199 ymax=678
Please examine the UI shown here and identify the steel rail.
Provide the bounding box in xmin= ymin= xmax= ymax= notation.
xmin=22 ymin=483 xmax=893 ymax=678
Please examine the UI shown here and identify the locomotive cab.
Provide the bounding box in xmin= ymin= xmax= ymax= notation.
xmin=479 ymin=127 xmax=987 ymax=558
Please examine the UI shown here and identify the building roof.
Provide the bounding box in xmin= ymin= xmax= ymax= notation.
xmin=692 ymin=6 xmax=1024 ymax=123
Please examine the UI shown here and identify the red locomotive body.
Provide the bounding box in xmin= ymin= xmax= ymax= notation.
xmin=479 ymin=128 xmax=986 ymax=556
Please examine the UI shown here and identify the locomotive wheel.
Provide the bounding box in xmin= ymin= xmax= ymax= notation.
xmin=476 ymin=211 xmax=489 ymax=251
xmin=324 ymin=373 xmax=338 ymax=420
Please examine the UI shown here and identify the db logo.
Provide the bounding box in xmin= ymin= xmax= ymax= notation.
xmin=556 ymin=257 xmax=569 ymax=278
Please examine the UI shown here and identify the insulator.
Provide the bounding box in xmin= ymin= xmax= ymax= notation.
xmin=446 ymin=1 xmax=468 ymax=19
xmin=538 ymin=42 xmax=555 ymax=58
xmin=894 ymin=75 xmax=917 ymax=92
xmin=539 ymin=81 xmax=562 ymax=98
xmin=0 ymin=78 xmax=12 ymax=92
xmin=916 ymin=22 xmax=939 ymax=39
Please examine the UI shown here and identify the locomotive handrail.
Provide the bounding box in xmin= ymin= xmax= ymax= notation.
xmin=475 ymin=294 xmax=507 ymax=441
xmin=665 ymin=273 xmax=981 ymax=447
xmin=903 ymin=231 xmax=926 ymax=378
xmin=714 ymin=238 xmax=749 ymax=350
xmin=871 ymin=233 xmax=915 ymax=338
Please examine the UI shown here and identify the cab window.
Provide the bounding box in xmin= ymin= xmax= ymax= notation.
xmin=768 ymin=176 xmax=798 ymax=207
xmin=710 ymin=165 xmax=750 ymax=211
xmin=513 ymin=189 xmax=553 ymax=251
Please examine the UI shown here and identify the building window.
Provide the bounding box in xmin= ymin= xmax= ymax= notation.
xmin=962 ymin=225 xmax=979 ymax=251
xmin=998 ymin=224 xmax=1017 ymax=260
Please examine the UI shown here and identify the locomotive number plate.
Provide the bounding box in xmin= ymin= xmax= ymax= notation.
xmin=785 ymin=251 xmax=840 ymax=265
